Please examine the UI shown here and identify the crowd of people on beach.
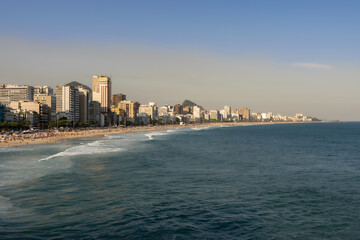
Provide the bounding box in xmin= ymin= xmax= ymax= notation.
xmin=0 ymin=125 xmax=183 ymax=146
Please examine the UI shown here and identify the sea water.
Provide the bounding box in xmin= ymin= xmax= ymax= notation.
xmin=1 ymin=123 xmax=360 ymax=239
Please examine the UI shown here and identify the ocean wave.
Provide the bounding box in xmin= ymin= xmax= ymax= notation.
xmin=191 ymin=126 xmax=211 ymax=131
xmin=39 ymin=140 xmax=125 ymax=161
xmin=145 ymin=132 xmax=170 ymax=140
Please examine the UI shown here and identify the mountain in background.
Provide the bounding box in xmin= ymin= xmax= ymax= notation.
xmin=65 ymin=81 xmax=92 ymax=91
xmin=182 ymin=99 xmax=204 ymax=110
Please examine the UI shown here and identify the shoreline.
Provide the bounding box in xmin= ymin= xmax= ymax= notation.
xmin=0 ymin=121 xmax=306 ymax=148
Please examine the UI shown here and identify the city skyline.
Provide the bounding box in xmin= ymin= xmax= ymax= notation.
xmin=1 ymin=1 xmax=359 ymax=120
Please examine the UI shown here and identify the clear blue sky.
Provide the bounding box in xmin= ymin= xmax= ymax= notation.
xmin=1 ymin=0 xmax=359 ymax=120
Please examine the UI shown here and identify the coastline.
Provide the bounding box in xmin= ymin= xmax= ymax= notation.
xmin=0 ymin=121 xmax=300 ymax=148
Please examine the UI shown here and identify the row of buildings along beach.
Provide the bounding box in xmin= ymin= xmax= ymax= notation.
xmin=0 ymin=75 xmax=313 ymax=129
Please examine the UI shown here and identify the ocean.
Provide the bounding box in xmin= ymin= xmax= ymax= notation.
xmin=1 ymin=123 xmax=360 ymax=239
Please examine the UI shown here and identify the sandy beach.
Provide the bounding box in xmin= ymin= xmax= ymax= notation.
xmin=0 ymin=122 xmax=293 ymax=148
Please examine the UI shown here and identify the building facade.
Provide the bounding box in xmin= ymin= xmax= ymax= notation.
xmin=112 ymin=93 xmax=126 ymax=107
xmin=34 ymin=86 xmax=53 ymax=95
xmin=139 ymin=104 xmax=157 ymax=120
xmin=56 ymin=85 xmax=80 ymax=122
xmin=118 ymin=100 xmax=140 ymax=119
xmin=34 ymin=94 xmax=56 ymax=122
xmin=209 ymin=110 xmax=220 ymax=121
xmin=89 ymin=101 xmax=101 ymax=125
xmin=173 ymin=104 xmax=183 ymax=115
xmin=0 ymin=85 xmax=34 ymax=106
xmin=92 ymin=75 xmax=112 ymax=113
xmin=240 ymin=107 xmax=251 ymax=121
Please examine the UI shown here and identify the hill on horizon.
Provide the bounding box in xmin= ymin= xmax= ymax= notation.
xmin=182 ymin=99 xmax=204 ymax=110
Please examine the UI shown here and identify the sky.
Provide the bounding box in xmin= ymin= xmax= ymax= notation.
xmin=0 ymin=0 xmax=359 ymax=120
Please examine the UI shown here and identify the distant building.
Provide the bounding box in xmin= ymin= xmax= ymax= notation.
xmin=55 ymin=85 xmax=80 ymax=122
xmin=111 ymin=107 xmax=126 ymax=117
xmin=137 ymin=113 xmax=150 ymax=125
xmin=183 ymin=106 xmax=192 ymax=114
xmin=139 ymin=104 xmax=157 ymax=120
xmin=232 ymin=108 xmax=239 ymax=114
xmin=209 ymin=110 xmax=220 ymax=121
xmin=65 ymin=81 xmax=92 ymax=122
xmin=34 ymin=86 xmax=53 ymax=95
xmin=240 ymin=107 xmax=250 ymax=121
xmin=231 ymin=112 xmax=240 ymax=121
xmin=34 ymin=94 xmax=56 ymax=122
xmin=118 ymin=100 xmax=140 ymax=119
xmin=251 ymin=112 xmax=262 ymax=121
xmin=193 ymin=106 xmax=201 ymax=119
xmin=8 ymin=101 xmax=46 ymax=127
xmin=110 ymin=107 xmax=125 ymax=125
xmin=158 ymin=106 xmax=169 ymax=116
xmin=261 ymin=113 xmax=268 ymax=120
xmin=204 ymin=113 xmax=210 ymax=121
xmin=223 ymin=106 xmax=231 ymax=120
xmin=92 ymin=75 xmax=111 ymax=113
xmin=112 ymin=93 xmax=126 ymax=107
xmin=89 ymin=101 xmax=101 ymax=125
xmin=0 ymin=84 xmax=34 ymax=106
xmin=173 ymin=104 xmax=183 ymax=115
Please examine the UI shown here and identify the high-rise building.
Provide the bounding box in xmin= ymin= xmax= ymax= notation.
xmin=65 ymin=81 xmax=92 ymax=122
xmin=34 ymin=86 xmax=53 ymax=95
xmin=210 ymin=110 xmax=220 ymax=121
xmin=223 ymin=106 xmax=231 ymax=120
xmin=0 ymin=85 xmax=34 ymax=106
xmin=193 ymin=106 xmax=201 ymax=119
xmin=240 ymin=107 xmax=251 ymax=121
xmin=56 ymin=85 xmax=80 ymax=122
xmin=34 ymin=94 xmax=56 ymax=122
xmin=173 ymin=104 xmax=183 ymax=115
xmin=89 ymin=101 xmax=101 ymax=125
xmin=118 ymin=100 xmax=140 ymax=119
xmin=112 ymin=93 xmax=126 ymax=107
xmin=92 ymin=75 xmax=111 ymax=113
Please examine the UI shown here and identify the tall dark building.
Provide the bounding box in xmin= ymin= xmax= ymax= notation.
xmin=112 ymin=93 xmax=126 ymax=107
xmin=174 ymin=104 xmax=183 ymax=115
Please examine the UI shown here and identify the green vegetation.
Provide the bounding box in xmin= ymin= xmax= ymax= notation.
xmin=0 ymin=120 xmax=29 ymax=130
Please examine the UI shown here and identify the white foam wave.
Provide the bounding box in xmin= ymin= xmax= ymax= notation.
xmin=191 ymin=126 xmax=211 ymax=131
xmin=145 ymin=132 xmax=169 ymax=140
xmin=39 ymin=140 xmax=125 ymax=161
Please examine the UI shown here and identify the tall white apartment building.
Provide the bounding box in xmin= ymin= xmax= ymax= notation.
xmin=193 ymin=106 xmax=201 ymax=119
xmin=56 ymin=85 xmax=80 ymax=122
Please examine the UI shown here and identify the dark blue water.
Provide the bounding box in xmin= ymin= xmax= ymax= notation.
xmin=1 ymin=123 xmax=360 ymax=239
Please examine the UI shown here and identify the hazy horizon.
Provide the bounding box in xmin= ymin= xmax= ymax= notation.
xmin=1 ymin=1 xmax=359 ymax=121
